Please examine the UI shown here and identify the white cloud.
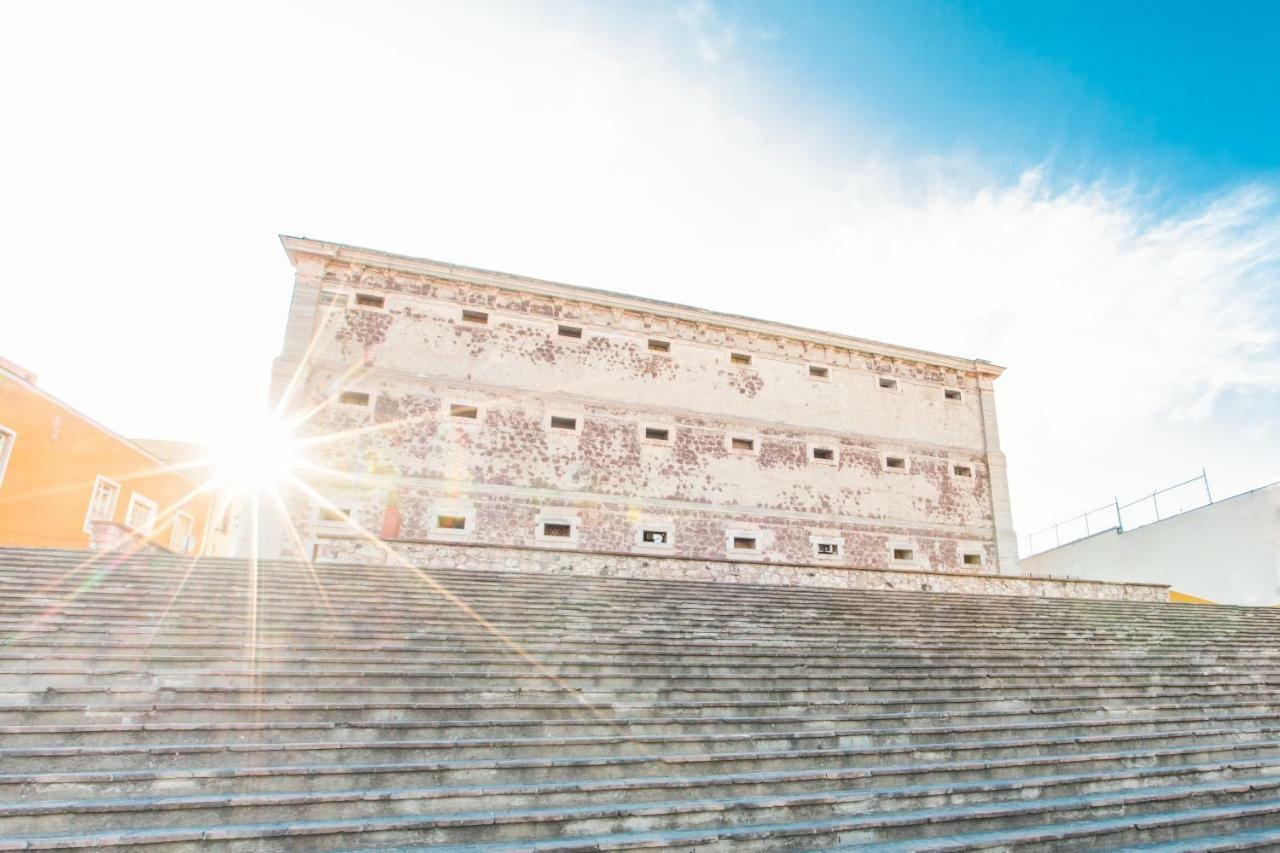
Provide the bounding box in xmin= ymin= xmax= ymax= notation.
xmin=1 ymin=0 xmax=1276 ymax=540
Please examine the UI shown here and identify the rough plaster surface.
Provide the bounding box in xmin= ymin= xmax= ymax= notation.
xmin=270 ymin=238 xmax=1021 ymax=575
xmin=314 ymin=538 xmax=1166 ymax=602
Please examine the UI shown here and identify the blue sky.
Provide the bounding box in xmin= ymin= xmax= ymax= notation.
xmin=689 ymin=0 xmax=1280 ymax=195
xmin=1 ymin=0 xmax=1277 ymax=544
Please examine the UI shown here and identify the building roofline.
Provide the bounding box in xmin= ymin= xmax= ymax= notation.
xmin=0 ymin=360 xmax=204 ymax=488
xmin=280 ymin=235 xmax=1006 ymax=378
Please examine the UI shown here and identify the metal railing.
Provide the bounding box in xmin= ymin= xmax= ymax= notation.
xmin=1021 ymin=470 xmax=1213 ymax=557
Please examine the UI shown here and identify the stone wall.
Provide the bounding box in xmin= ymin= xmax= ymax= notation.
xmin=271 ymin=237 xmax=1021 ymax=574
xmin=313 ymin=537 xmax=1168 ymax=602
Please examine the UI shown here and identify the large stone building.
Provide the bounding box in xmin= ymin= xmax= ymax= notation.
xmin=270 ymin=236 xmax=1019 ymax=574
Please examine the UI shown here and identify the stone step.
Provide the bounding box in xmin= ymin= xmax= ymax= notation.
xmin=4 ymin=647 xmax=1272 ymax=673
xmin=4 ymin=592 xmax=1255 ymax=635
xmin=5 ymin=702 xmax=1274 ymax=747
xmin=11 ymin=633 xmax=1272 ymax=664
xmin=6 ymin=773 xmax=1280 ymax=851
xmin=15 ymin=601 xmax=1264 ymax=635
xmin=7 ymin=687 xmax=1276 ymax=727
xmin=0 ymin=757 xmax=1274 ymax=839
xmin=5 ymin=722 xmax=1280 ymax=773
xmin=5 ymin=546 xmax=1279 ymax=848
xmin=5 ymin=666 xmax=1270 ymax=692
xmin=5 ymin=676 xmax=1274 ymax=706
xmin=6 ymin=737 xmax=1280 ymax=804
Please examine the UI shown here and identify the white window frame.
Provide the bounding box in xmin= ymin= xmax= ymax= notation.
xmin=633 ymin=520 xmax=675 ymax=552
xmin=961 ymin=550 xmax=985 ymax=569
xmin=351 ymin=292 xmax=389 ymax=312
xmin=83 ymin=474 xmax=122 ymax=533
xmin=807 ymin=364 xmax=830 ymax=381
xmin=725 ymin=528 xmax=763 ymax=559
xmin=535 ymin=512 xmax=580 ymax=547
xmin=889 ymin=541 xmax=919 ymax=567
xmin=124 ymin=492 xmax=159 ymax=535
xmin=446 ymin=400 xmax=484 ymax=425
xmin=943 ymin=387 xmax=964 ymax=402
xmin=0 ymin=423 xmax=15 ymax=490
xmin=808 ymin=443 xmax=838 ymax=465
xmin=951 ymin=462 xmax=975 ymax=478
xmin=877 ymin=375 xmax=901 ymax=392
xmin=727 ymin=434 xmax=760 ymax=456
xmin=170 ymin=511 xmax=195 ymax=553
xmin=313 ymin=501 xmax=358 ymax=534
xmin=639 ymin=423 xmax=675 ymax=446
xmin=556 ymin=323 xmax=585 ymax=343
xmin=810 ymin=534 xmax=845 ymax=561
xmin=318 ymin=290 xmax=350 ymax=310
xmin=427 ymin=503 xmax=477 ymax=541
xmin=545 ymin=411 xmax=582 ymax=436
xmin=338 ymin=389 xmax=375 ymax=411
xmin=882 ymin=453 xmax=911 ymax=473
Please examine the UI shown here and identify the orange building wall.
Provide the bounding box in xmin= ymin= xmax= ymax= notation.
xmin=0 ymin=373 xmax=211 ymax=552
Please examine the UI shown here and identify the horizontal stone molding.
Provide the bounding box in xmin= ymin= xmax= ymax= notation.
xmin=311 ymin=537 xmax=1168 ymax=603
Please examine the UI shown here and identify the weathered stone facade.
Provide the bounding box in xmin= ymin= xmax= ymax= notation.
xmin=269 ymin=236 xmax=1020 ymax=575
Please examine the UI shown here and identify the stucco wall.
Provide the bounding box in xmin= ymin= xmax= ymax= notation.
xmin=269 ymin=237 xmax=1021 ymax=574
xmin=0 ymin=372 xmax=212 ymax=552
xmin=1022 ymin=484 xmax=1280 ymax=606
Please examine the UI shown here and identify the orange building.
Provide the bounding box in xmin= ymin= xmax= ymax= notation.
xmin=0 ymin=358 xmax=212 ymax=553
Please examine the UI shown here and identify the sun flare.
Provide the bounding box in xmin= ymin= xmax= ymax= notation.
xmin=207 ymin=414 xmax=302 ymax=494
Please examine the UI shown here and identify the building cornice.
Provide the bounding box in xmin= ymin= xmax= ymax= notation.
xmin=280 ymin=235 xmax=1005 ymax=378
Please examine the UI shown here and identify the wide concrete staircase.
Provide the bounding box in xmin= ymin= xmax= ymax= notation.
xmin=3 ymin=547 xmax=1280 ymax=850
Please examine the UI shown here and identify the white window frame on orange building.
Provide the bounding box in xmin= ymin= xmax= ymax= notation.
xmin=124 ymin=492 xmax=159 ymax=535
xmin=83 ymin=475 xmax=122 ymax=533
xmin=170 ymin=511 xmax=196 ymax=553
xmin=0 ymin=423 xmax=15 ymax=490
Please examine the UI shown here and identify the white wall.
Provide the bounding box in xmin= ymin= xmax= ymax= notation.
xmin=1023 ymin=483 xmax=1280 ymax=606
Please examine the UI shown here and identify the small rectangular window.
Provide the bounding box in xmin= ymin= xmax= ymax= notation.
xmin=450 ymin=404 xmax=479 ymax=419
xmin=963 ymin=553 xmax=983 ymax=567
xmin=437 ymin=515 xmax=467 ymax=530
xmin=733 ymin=536 xmax=757 ymax=550
xmin=550 ymin=415 xmax=578 ymax=431
xmin=462 ymin=309 xmax=489 ymax=324
xmin=355 ymin=293 xmax=385 ymax=308
xmin=339 ymin=391 xmax=370 ymax=407
xmin=879 ymin=377 xmax=898 ymax=390
xmin=812 ymin=447 xmax=835 ymax=461
xmin=644 ymin=427 xmax=670 ymax=442
xmin=319 ymin=291 xmax=347 ymax=307
xmin=320 ymin=507 xmax=350 ymax=523
xmin=730 ymin=352 xmax=752 ymax=366
xmin=558 ymin=325 xmax=582 ymax=339
xmin=731 ymin=437 xmax=755 ymax=452
xmin=817 ymin=542 xmax=839 ymax=556
xmin=953 ymin=465 xmax=973 ymax=477
xmin=809 ymin=365 xmax=829 ymax=378
xmin=944 ymin=389 xmax=962 ymax=401
xmin=648 ymin=339 xmax=670 ymax=353
xmin=893 ymin=548 xmax=914 ymax=562
xmin=885 ymin=456 xmax=906 ymax=469
xmin=542 ymin=522 xmax=572 ymax=538
xmin=642 ymin=529 xmax=668 ymax=544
